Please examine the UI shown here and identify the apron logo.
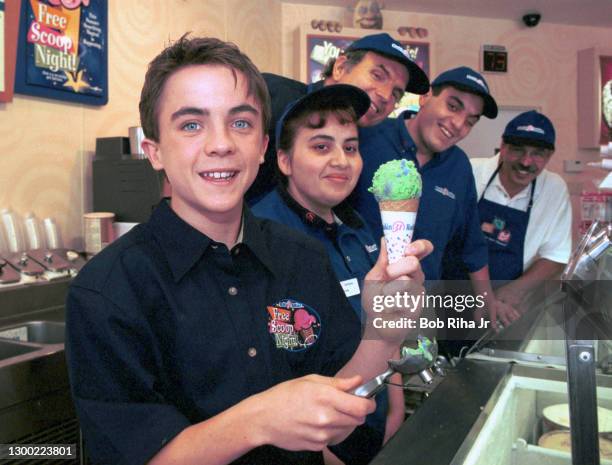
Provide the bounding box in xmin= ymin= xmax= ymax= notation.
xmin=492 ymin=217 xmax=505 ymax=230
xmin=481 ymin=222 xmax=495 ymax=234
xmin=267 ymin=299 xmax=321 ymax=352
xmin=497 ymin=229 xmax=511 ymax=243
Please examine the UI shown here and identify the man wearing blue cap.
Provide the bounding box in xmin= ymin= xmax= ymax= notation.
xmin=247 ymin=32 xmax=429 ymax=204
xmin=353 ymin=66 xmax=519 ymax=329
xmin=468 ymin=110 xmax=572 ymax=308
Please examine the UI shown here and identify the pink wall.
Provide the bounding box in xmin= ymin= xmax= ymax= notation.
xmin=279 ymin=3 xmax=612 ymax=244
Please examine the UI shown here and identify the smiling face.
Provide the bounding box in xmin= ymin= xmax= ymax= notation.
xmin=408 ymin=85 xmax=484 ymax=157
xmin=498 ymin=143 xmax=553 ymax=197
xmin=278 ymin=113 xmax=362 ymax=222
xmin=331 ymin=52 xmax=409 ymax=127
xmin=142 ymin=64 xmax=268 ymax=230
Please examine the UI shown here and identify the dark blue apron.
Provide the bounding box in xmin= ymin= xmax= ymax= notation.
xmin=478 ymin=164 xmax=535 ymax=282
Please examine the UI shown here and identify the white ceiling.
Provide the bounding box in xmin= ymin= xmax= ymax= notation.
xmin=280 ymin=0 xmax=612 ymax=28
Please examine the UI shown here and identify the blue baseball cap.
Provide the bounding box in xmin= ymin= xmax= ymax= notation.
xmin=275 ymin=84 xmax=370 ymax=150
xmin=346 ymin=33 xmax=430 ymax=95
xmin=502 ymin=110 xmax=555 ymax=150
xmin=431 ymin=66 xmax=498 ymax=118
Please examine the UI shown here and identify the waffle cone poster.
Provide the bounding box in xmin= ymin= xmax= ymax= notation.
xmin=15 ymin=0 xmax=107 ymax=105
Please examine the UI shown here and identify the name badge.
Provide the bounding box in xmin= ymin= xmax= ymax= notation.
xmin=340 ymin=278 xmax=360 ymax=298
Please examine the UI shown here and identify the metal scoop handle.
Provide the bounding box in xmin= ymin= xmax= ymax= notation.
xmin=351 ymin=368 xmax=394 ymax=398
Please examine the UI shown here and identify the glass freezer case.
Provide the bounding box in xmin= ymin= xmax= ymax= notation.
xmin=372 ymin=222 xmax=612 ymax=465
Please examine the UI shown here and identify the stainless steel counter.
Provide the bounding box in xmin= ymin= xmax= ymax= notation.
xmin=0 ymin=279 xmax=78 ymax=457
xmin=371 ymin=359 xmax=511 ymax=465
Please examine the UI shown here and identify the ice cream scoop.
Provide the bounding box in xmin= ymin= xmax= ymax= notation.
xmin=368 ymin=159 xmax=422 ymax=262
xmin=352 ymin=335 xmax=438 ymax=398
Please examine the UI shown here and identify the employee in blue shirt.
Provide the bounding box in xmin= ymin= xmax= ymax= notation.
xmin=66 ymin=35 xmax=432 ymax=465
xmin=352 ymin=66 xmax=520 ymax=329
xmin=252 ymin=84 xmax=410 ymax=450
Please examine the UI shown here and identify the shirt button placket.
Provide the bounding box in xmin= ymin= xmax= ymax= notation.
xmin=228 ymin=286 xmax=238 ymax=296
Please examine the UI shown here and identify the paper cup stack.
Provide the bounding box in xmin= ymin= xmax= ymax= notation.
xmin=369 ymin=159 xmax=422 ymax=263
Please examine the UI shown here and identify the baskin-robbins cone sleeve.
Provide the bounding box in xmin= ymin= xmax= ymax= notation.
xmin=368 ymin=159 xmax=422 ymax=263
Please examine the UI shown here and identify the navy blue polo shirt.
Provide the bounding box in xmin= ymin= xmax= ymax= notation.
xmin=66 ymin=200 xmax=381 ymax=465
xmin=252 ymin=187 xmax=379 ymax=316
xmin=351 ymin=111 xmax=488 ymax=281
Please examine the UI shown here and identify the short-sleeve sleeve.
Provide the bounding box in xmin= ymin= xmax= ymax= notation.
xmin=66 ymin=285 xmax=190 ymax=465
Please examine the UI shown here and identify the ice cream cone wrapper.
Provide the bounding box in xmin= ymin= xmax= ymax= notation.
xmin=379 ymin=199 xmax=419 ymax=263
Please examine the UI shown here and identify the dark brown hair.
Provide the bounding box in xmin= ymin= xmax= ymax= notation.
xmin=139 ymin=34 xmax=271 ymax=142
xmin=320 ymin=49 xmax=368 ymax=79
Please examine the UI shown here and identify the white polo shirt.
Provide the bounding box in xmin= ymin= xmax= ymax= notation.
xmin=470 ymin=155 xmax=572 ymax=271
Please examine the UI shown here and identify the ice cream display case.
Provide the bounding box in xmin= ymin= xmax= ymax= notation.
xmin=372 ymin=222 xmax=612 ymax=465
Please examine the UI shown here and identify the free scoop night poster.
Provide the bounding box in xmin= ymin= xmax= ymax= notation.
xmin=15 ymin=0 xmax=107 ymax=105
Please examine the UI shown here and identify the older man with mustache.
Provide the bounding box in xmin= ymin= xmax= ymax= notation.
xmin=467 ymin=110 xmax=572 ymax=309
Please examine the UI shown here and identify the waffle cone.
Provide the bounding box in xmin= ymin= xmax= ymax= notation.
xmin=379 ymin=198 xmax=419 ymax=212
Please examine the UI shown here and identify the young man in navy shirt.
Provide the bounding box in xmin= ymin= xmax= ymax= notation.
xmin=352 ymin=66 xmax=520 ymax=329
xmin=66 ymin=35 xmax=432 ymax=465
xmin=247 ymin=32 xmax=430 ymax=204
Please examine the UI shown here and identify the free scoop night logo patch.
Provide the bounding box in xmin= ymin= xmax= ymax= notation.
xmin=267 ymin=299 xmax=321 ymax=352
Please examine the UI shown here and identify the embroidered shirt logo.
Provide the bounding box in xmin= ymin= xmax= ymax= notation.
xmin=516 ymin=124 xmax=545 ymax=135
xmin=267 ymin=299 xmax=321 ymax=352
xmin=466 ymin=74 xmax=488 ymax=92
xmin=434 ymin=186 xmax=456 ymax=199
xmin=364 ymin=243 xmax=378 ymax=253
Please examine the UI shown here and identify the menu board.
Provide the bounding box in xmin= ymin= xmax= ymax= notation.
xmin=14 ymin=0 xmax=107 ymax=105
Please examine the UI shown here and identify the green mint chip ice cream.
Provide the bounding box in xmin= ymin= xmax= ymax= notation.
xmin=368 ymin=159 xmax=422 ymax=201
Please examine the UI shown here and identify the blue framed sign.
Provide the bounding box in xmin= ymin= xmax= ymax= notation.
xmin=14 ymin=0 xmax=107 ymax=105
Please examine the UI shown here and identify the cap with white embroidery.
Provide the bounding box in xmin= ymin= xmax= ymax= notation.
xmin=502 ymin=110 xmax=555 ymax=150
xmin=431 ymin=66 xmax=498 ymax=118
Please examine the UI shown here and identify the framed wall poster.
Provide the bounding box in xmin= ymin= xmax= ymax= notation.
xmin=578 ymin=47 xmax=612 ymax=148
xmin=0 ymin=0 xmax=20 ymax=102
xmin=1 ymin=1 xmax=5 ymax=95
xmin=600 ymin=55 xmax=612 ymax=145
xmin=295 ymin=25 xmax=432 ymax=114
xmin=14 ymin=0 xmax=107 ymax=105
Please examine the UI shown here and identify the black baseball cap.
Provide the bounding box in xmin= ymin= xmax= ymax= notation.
xmin=346 ymin=33 xmax=430 ymax=95
xmin=275 ymin=84 xmax=370 ymax=150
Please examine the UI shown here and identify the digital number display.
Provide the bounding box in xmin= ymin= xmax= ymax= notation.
xmin=483 ymin=50 xmax=508 ymax=73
